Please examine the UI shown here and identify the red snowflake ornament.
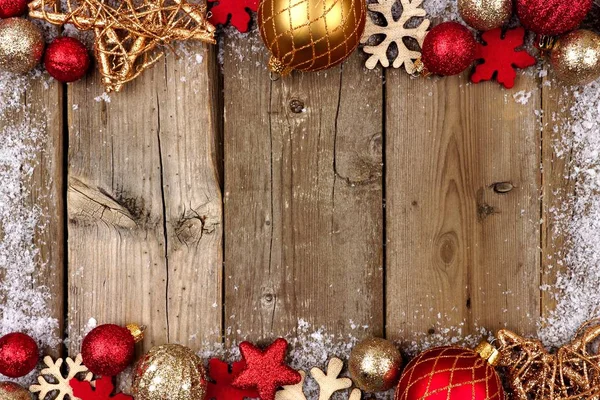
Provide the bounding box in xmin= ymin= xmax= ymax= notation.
xmin=208 ymin=0 xmax=258 ymax=33
xmin=471 ymin=27 xmax=537 ymax=89
xmin=70 ymin=376 xmax=133 ymax=400
xmin=206 ymin=358 xmax=259 ymax=400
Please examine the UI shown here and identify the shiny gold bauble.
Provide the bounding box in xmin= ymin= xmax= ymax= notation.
xmin=458 ymin=0 xmax=512 ymax=31
xmin=348 ymin=337 xmax=403 ymax=392
xmin=0 ymin=382 xmax=31 ymax=400
xmin=258 ymin=0 xmax=366 ymax=75
xmin=551 ymin=30 xmax=600 ymax=86
xmin=0 ymin=18 xmax=44 ymax=74
xmin=132 ymin=344 xmax=208 ymax=400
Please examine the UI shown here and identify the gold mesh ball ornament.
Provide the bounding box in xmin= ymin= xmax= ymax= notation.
xmin=258 ymin=0 xmax=366 ymax=76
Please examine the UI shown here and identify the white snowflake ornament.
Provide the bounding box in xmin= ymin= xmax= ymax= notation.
xmin=29 ymin=354 xmax=93 ymax=400
xmin=360 ymin=0 xmax=430 ymax=72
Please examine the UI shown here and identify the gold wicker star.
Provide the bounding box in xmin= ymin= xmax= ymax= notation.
xmin=29 ymin=0 xmax=216 ymax=92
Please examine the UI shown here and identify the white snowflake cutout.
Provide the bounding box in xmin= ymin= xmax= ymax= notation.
xmin=29 ymin=354 xmax=93 ymax=400
xmin=360 ymin=0 xmax=431 ymax=72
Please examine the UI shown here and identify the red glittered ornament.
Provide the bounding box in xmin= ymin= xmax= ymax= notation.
xmin=0 ymin=332 xmax=38 ymax=378
xmin=81 ymin=324 xmax=143 ymax=377
xmin=516 ymin=0 xmax=592 ymax=36
xmin=395 ymin=346 xmax=504 ymax=400
xmin=422 ymin=22 xmax=476 ymax=76
xmin=44 ymin=37 xmax=90 ymax=83
xmin=0 ymin=0 xmax=27 ymax=18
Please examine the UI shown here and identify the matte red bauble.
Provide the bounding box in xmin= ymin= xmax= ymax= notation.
xmin=0 ymin=0 xmax=27 ymax=18
xmin=395 ymin=346 xmax=504 ymax=400
xmin=44 ymin=37 xmax=90 ymax=83
xmin=0 ymin=333 xmax=38 ymax=378
xmin=82 ymin=324 xmax=143 ymax=376
xmin=516 ymin=0 xmax=592 ymax=36
xmin=421 ymin=22 xmax=476 ymax=76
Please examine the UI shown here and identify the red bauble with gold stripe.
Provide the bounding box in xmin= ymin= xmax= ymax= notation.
xmin=395 ymin=346 xmax=504 ymax=400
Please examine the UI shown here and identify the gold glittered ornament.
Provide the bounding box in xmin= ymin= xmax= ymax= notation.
xmin=348 ymin=337 xmax=403 ymax=393
xmin=258 ymin=0 xmax=366 ymax=76
xmin=0 ymin=18 xmax=44 ymax=74
xmin=0 ymin=382 xmax=31 ymax=400
xmin=551 ymin=29 xmax=600 ymax=85
xmin=458 ymin=0 xmax=512 ymax=31
xmin=132 ymin=344 xmax=208 ymax=400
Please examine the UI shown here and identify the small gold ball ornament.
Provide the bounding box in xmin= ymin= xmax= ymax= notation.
xmin=0 ymin=18 xmax=44 ymax=74
xmin=0 ymin=382 xmax=31 ymax=400
xmin=348 ymin=337 xmax=403 ymax=392
xmin=551 ymin=30 xmax=600 ymax=85
xmin=458 ymin=0 xmax=512 ymax=31
xmin=132 ymin=344 xmax=208 ymax=400
xmin=258 ymin=0 xmax=366 ymax=75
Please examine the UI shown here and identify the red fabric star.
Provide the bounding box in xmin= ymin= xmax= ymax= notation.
xmin=232 ymin=338 xmax=301 ymax=400
xmin=70 ymin=376 xmax=133 ymax=400
xmin=206 ymin=358 xmax=259 ymax=400
xmin=471 ymin=27 xmax=537 ymax=89
xmin=208 ymin=0 xmax=259 ymax=33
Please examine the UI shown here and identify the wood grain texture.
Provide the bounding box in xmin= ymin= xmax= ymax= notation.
xmin=222 ymin=33 xmax=384 ymax=341
xmin=385 ymin=71 xmax=541 ymax=340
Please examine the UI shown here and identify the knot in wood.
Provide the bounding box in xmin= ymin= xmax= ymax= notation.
xmin=176 ymin=217 xmax=204 ymax=245
xmin=289 ymin=99 xmax=305 ymax=113
xmin=493 ymin=182 xmax=514 ymax=194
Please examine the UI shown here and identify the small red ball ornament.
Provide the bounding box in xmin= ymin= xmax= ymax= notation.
xmin=0 ymin=332 xmax=38 ymax=378
xmin=44 ymin=37 xmax=90 ymax=83
xmin=421 ymin=22 xmax=476 ymax=76
xmin=81 ymin=324 xmax=143 ymax=376
xmin=395 ymin=345 xmax=504 ymax=400
xmin=0 ymin=0 xmax=27 ymax=18
xmin=516 ymin=0 xmax=592 ymax=37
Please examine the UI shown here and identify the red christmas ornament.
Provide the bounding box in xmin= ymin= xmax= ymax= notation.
xmin=0 ymin=332 xmax=38 ymax=378
xmin=71 ymin=376 xmax=133 ymax=400
xmin=516 ymin=0 xmax=592 ymax=36
xmin=0 ymin=0 xmax=27 ymax=18
xmin=232 ymin=338 xmax=301 ymax=400
xmin=395 ymin=346 xmax=504 ymax=400
xmin=44 ymin=37 xmax=90 ymax=83
xmin=422 ymin=22 xmax=476 ymax=76
xmin=472 ymin=27 xmax=537 ymax=89
xmin=208 ymin=0 xmax=259 ymax=33
xmin=81 ymin=324 xmax=143 ymax=377
xmin=206 ymin=358 xmax=259 ymax=400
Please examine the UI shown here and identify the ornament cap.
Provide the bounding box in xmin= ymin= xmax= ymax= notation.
xmin=475 ymin=340 xmax=500 ymax=366
xmin=537 ymin=35 xmax=557 ymax=52
xmin=127 ymin=324 xmax=145 ymax=343
xmin=268 ymin=56 xmax=293 ymax=77
xmin=413 ymin=58 xmax=431 ymax=78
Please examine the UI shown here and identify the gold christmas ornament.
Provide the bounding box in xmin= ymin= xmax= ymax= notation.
xmin=458 ymin=0 xmax=512 ymax=31
xmin=132 ymin=344 xmax=208 ymax=400
xmin=348 ymin=337 xmax=403 ymax=392
xmin=551 ymin=29 xmax=600 ymax=86
xmin=258 ymin=0 xmax=366 ymax=76
xmin=0 ymin=18 xmax=44 ymax=74
xmin=0 ymin=382 xmax=31 ymax=400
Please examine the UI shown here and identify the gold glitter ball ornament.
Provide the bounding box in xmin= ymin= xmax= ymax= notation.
xmin=0 ymin=382 xmax=31 ymax=400
xmin=551 ymin=29 xmax=600 ymax=86
xmin=0 ymin=18 xmax=44 ymax=74
xmin=458 ymin=0 xmax=512 ymax=31
xmin=348 ymin=337 xmax=403 ymax=392
xmin=132 ymin=344 xmax=208 ymax=400
xmin=258 ymin=0 xmax=366 ymax=76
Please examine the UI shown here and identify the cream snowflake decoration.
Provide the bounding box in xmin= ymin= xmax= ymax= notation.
xmin=276 ymin=358 xmax=361 ymax=400
xmin=360 ymin=0 xmax=430 ymax=72
xmin=29 ymin=354 xmax=93 ymax=400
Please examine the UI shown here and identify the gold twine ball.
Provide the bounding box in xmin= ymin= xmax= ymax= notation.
xmin=132 ymin=344 xmax=208 ymax=400
xmin=258 ymin=0 xmax=366 ymax=75
xmin=551 ymin=30 xmax=600 ymax=86
xmin=0 ymin=18 xmax=44 ymax=74
xmin=458 ymin=0 xmax=512 ymax=31
xmin=348 ymin=337 xmax=403 ymax=392
xmin=0 ymin=382 xmax=31 ymax=400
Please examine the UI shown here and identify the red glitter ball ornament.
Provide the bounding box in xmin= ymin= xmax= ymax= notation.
xmin=0 ymin=332 xmax=38 ymax=378
xmin=81 ymin=324 xmax=141 ymax=376
xmin=44 ymin=37 xmax=90 ymax=83
xmin=516 ymin=0 xmax=592 ymax=36
xmin=422 ymin=22 xmax=476 ymax=76
xmin=0 ymin=0 xmax=27 ymax=18
xmin=395 ymin=346 xmax=504 ymax=400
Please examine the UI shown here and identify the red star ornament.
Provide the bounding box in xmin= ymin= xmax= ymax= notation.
xmin=206 ymin=358 xmax=259 ymax=400
xmin=232 ymin=338 xmax=302 ymax=400
xmin=208 ymin=0 xmax=258 ymax=33
xmin=471 ymin=27 xmax=537 ymax=89
xmin=70 ymin=376 xmax=133 ymax=400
